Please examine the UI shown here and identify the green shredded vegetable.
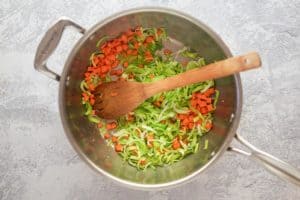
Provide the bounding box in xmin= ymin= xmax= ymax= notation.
xmin=204 ymin=139 xmax=209 ymax=150
xmin=180 ymin=48 xmax=198 ymax=59
xmin=88 ymin=115 xmax=101 ymax=124
xmin=96 ymin=35 xmax=110 ymax=47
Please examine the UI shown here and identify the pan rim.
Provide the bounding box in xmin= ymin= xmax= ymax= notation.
xmin=58 ymin=6 xmax=242 ymax=190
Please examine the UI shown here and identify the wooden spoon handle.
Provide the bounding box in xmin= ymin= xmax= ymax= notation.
xmin=144 ymin=52 xmax=261 ymax=97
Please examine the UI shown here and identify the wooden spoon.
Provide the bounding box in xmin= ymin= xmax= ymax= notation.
xmin=94 ymin=52 xmax=261 ymax=119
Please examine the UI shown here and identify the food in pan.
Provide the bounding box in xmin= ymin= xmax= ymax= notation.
xmin=80 ymin=27 xmax=218 ymax=169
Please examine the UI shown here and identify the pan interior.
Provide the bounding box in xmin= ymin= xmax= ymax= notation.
xmin=60 ymin=10 xmax=238 ymax=186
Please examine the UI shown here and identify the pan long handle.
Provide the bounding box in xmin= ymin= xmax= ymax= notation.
xmin=228 ymin=133 xmax=300 ymax=186
xmin=34 ymin=17 xmax=85 ymax=81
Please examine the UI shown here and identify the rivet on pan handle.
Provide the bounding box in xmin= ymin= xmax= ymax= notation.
xmin=228 ymin=133 xmax=300 ymax=186
xmin=34 ymin=17 xmax=85 ymax=81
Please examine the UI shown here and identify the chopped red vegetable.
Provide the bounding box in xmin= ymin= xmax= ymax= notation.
xmin=172 ymin=138 xmax=181 ymax=150
xmin=115 ymin=143 xmax=123 ymax=152
xmin=104 ymin=133 xmax=111 ymax=139
xmin=111 ymin=136 xmax=118 ymax=143
xmin=205 ymin=122 xmax=213 ymax=130
xmin=106 ymin=122 xmax=117 ymax=130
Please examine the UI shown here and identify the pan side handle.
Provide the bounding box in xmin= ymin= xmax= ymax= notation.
xmin=228 ymin=133 xmax=300 ymax=186
xmin=34 ymin=17 xmax=85 ymax=81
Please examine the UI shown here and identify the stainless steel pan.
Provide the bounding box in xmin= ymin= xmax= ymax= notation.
xmin=34 ymin=7 xmax=300 ymax=189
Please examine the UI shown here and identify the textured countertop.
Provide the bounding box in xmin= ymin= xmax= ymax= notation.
xmin=1 ymin=0 xmax=300 ymax=199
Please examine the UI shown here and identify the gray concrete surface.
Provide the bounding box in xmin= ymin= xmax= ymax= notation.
xmin=1 ymin=0 xmax=300 ymax=199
